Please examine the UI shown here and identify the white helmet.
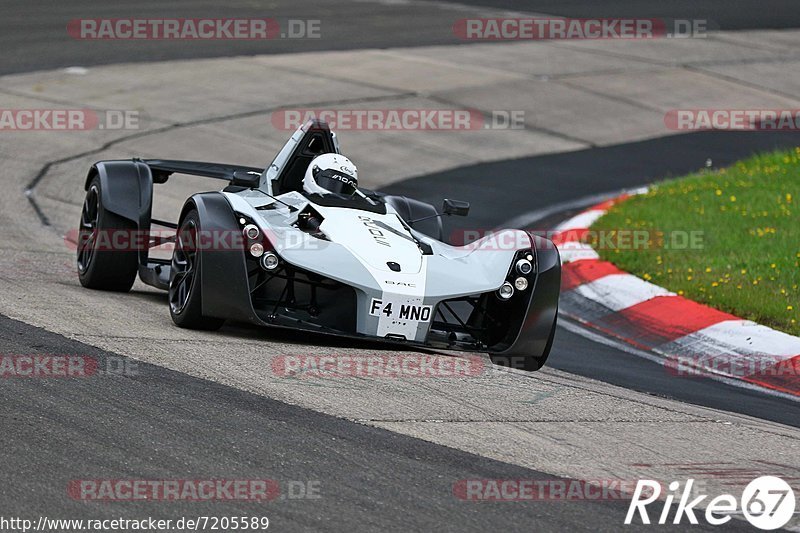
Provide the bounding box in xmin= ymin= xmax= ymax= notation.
xmin=303 ymin=153 xmax=359 ymax=196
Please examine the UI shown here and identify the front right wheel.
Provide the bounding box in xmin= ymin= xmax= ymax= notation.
xmin=168 ymin=210 xmax=225 ymax=330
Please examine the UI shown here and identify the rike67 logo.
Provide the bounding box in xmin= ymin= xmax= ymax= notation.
xmin=626 ymin=476 xmax=796 ymax=529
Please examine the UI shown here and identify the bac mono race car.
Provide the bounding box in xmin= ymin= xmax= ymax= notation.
xmin=76 ymin=120 xmax=560 ymax=371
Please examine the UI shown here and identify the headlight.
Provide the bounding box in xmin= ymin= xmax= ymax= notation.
xmin=249 ymin=243 xmax=264 ymax=257
xmin=516 ymin=258 xmax=533 ymax=275
xmin=243 ymin=224 xmax=260 ymax=240
xmin=260 ymin=252 xmax=280 ymax=270
xmin=497 ymin=281 xmax=514 ymax=300
xmin=514 ymin=277 xmax=529 ymax=291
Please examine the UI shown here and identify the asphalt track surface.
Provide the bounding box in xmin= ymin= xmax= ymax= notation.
xmin=5 ymin=0 xmax=800 ymax=75
xmin=1 ymin=315 xmax=742 ymax=532
xmin=1 ymin=0 xmax=489 ymax=75
xmin=383 ymin=130 xmax=800 ymax=232
xmin=383 ymin=130 xmax=800 ymax=427
xmin=421 ymin=0 xmax=800 ymax=31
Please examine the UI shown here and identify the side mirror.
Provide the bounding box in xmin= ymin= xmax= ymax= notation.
xmin=443 ymin=198 xmax=470 ymax=217
xmin=231 ymin=170 xmax=261 ymax=188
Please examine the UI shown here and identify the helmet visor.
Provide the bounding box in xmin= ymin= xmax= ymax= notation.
xmin=313 ymin=168 xmax=358 ymax=196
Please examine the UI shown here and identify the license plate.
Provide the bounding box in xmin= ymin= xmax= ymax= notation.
xmin=369 ymin=298 xmax=432 ymax=322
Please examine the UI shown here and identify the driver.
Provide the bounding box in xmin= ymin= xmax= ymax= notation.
xmin=302 ymin=153 xmax=359 ymax=197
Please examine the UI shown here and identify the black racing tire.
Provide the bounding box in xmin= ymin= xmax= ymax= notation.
xmin=168 ymin=210 xmax=225 ymax=330
xmin=536 ymin=312 xmax=558 ymax=369
xmin=77 ymin=176 xmax=139 ymax=292
xmin=490 ymin=310 xmax=558 ymax=372
xmin=490 ymin=353 xmax=542 ymax=373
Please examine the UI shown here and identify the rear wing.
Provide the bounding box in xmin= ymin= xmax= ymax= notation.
xmin=144 ymin=117 xmax=338 ymax=192
xmin=142 ymin=159 xmax=264 ymax=184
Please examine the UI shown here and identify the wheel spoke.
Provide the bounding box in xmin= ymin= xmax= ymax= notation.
xmin=178 ymin=276 xmax=189 ymax=304
xmin=77 ymin=186 xmax=100 ymax=273
xmin=169 ymin=219 xmax=197 ymax=314
xmin=171 ymin=269 xmax=188 ymax=288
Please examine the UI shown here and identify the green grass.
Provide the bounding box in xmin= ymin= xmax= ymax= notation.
xmin=592 ymin=148 xmax=800 ymax=336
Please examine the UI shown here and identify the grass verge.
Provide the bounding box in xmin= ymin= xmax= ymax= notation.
xmin=592 ymin=147 xmax=799 ymax=336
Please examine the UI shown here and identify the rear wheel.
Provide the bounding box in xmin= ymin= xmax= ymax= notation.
xmin=168 ymin=210 xmax=225 ymax=330
xmin=77 ymin=176 xmax=139 ymax=291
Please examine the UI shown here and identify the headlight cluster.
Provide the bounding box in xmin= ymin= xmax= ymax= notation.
xmin=497 ymin=251 xmax=535 ymax=300
xmin=239 ymin=215 xmax=280 ymax=271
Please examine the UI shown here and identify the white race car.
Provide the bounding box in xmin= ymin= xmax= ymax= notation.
xmin=76 ymin=120 xmax=560 ymax=371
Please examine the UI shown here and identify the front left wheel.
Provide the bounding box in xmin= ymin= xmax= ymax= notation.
xmin=168 ymin=210 xmax=225 ymax=330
